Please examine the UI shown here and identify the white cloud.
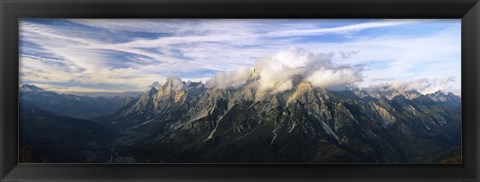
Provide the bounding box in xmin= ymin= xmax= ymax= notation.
xmin=296 ymin=24 xmax=461 ymax=94
xmin=264 ymin=19 xmax=428 ymax=37
xmin=20 ymin=56 xmax=75 ymax=83
xmin=19 ymin=19 xmax=460 ymax=94
xmin=205 ymin=67 xmax=252 ymax=89
xmin=69 ymin=19 xmax=191 ymax=34
xmin=364 ymin=76 xmax=457 ymax=95
xmin=256 ymin=48 xmax=360 ymax=92
xmin=306 ymin=68 xmax=358 ymax=91
xmin=205 ymin=47 xmax=360 ymax=93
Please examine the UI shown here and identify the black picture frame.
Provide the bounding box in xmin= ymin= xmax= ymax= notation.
xmin=1 ymin=0 xmax=479 ymax=181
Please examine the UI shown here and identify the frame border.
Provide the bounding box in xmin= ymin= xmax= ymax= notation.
xmin=1 ymin=0 xmax=479 ymax=181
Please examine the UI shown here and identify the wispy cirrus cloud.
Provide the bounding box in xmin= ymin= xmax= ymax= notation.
xmin=264 ymin=19 xmax=427 ymax=37
xmin=19 ymin=19 xmax=461 ymax=95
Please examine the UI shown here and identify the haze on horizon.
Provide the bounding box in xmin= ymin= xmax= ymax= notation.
xmin=19 ymin=19 xmax=461 ymax=95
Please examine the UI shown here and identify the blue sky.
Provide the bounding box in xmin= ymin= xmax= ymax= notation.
xmin=19 ymin=19 xmax=461 ymax=95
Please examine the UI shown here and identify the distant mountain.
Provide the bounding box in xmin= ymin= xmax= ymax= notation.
xmin=97 ymin=77 xmax=461 ymax=163
xmin=351 ymin=87 xmax=423 ymax=100
xmin=62 ymin=91 xmax=143 ymax=98
xmin=19 ymin=84 xmax=137 ymax=120
xmin=21 ymin=84 xmax=46 ymax=92
xmin=19 ymin=103 xmax=116 ymax=163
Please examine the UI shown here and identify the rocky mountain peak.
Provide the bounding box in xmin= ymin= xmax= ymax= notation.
xmin=286 ymin=80 xmax=316 ymax=104
xmin=425 ymin=90 xmax=460 ymax=104
xmin=352 ymin=86 xmax=424 ymax=100
xmin=403 ymin=90 xmax=421 ymax=99
xmin=427 ymin=90 xmax=447 ymax=102
xmin=249 ymin=68 xmax=259 ymax=80
xmin=447 ymin=92 xmax=459 ymax=98
xmin=148 ymin=87 xmax=158 ymax=95
xmin=162 ymin=77 xmax=186 ymax=92
xmin=295 ymin=80 xmax=313 ymax=91
xmin=433 ymin=90 xmax=446 ymax=95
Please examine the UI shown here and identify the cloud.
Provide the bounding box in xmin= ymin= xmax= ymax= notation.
xmin=20 ymin=56 xmax=76 ymax=83
xmin=257 ymin=48 xmax=361 ymax=92
xmin=264 ymin=20 xmax=427 ymax=37
xmin=205 ymin=67 xmax=252 ymax=89
xmin=19 ymin=19 xmax=460 ymax=94
xmin=306 ymin=68 xmax=359 ymax=90
xmin=364 ymin=76 xmax=456 ymax=95
xmin=338 ymin=50 xmax=359 ymax=59
xmin=205 ymin=47 xmax=361 ymax=93
xmin=296 ymin=23 xmax=461 ymax=94
xmin=69 ymin=19 xmax=190 ymax=34
xmin=164 ymin=77 xmax=186 ymax=91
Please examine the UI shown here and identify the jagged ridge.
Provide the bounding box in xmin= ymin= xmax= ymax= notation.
xmin=100 ymin=77 xmax=461 ymax=163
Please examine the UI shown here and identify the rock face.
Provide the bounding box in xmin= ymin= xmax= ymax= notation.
xmin=98 ymin=78 xmax=461 ymax=163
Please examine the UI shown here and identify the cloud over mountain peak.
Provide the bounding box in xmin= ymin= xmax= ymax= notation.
xmin=205 ymin=47 xmax=361 ymax=93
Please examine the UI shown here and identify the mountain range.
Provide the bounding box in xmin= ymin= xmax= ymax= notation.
xmin=20 ymin=84 xmax=137 ymax=120
xmin=19 ymin=79 xmax=461 ymax=163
